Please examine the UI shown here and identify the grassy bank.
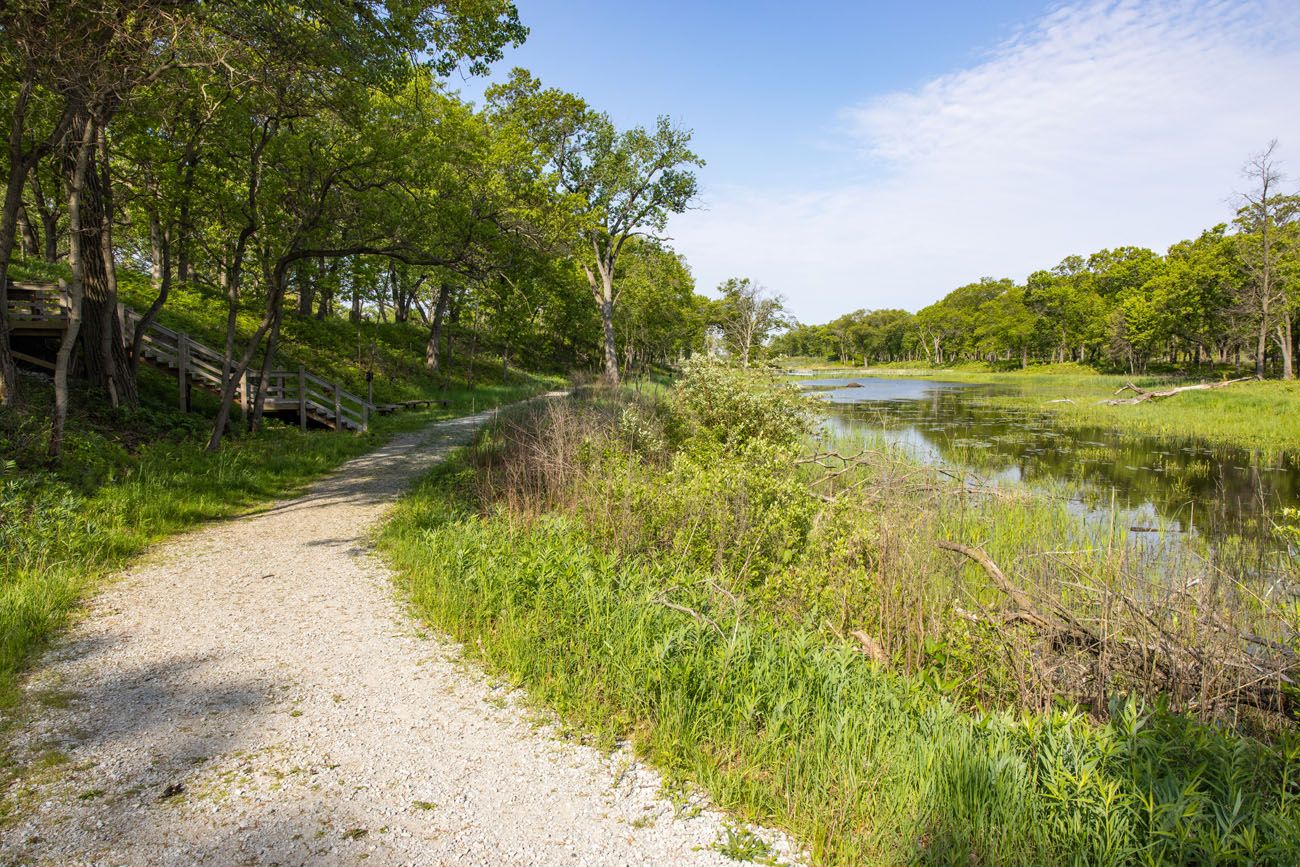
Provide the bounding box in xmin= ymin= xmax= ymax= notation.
xmin=1 ymin=360 xmax=557 ymax=699
xmin=10 ymin=258 xmax=524 ymax=405
xmin=379 ymin=362 xmax=1299 ymax=865
xmin=789 ymin=360 xmax=1300 ymax=452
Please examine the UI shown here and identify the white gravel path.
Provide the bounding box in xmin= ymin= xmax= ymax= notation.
xmin=1 ymin=408 xmax=799 ymax=866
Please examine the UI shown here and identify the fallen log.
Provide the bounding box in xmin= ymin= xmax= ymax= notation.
xmin=1101 ymin=376 xmax=1257 ymax=405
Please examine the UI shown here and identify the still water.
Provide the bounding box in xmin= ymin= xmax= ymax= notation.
xmin=801 ymin=376 xmax=1300 ymax=550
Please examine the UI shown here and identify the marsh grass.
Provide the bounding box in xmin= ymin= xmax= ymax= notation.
xmin=380 ymin=366 xmax=1300 ymax=864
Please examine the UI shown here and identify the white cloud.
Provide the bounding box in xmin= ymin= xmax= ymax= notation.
xmin=671 ymin=0 xmax=1300 ymax=322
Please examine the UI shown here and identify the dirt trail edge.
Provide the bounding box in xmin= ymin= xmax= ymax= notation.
xmin=1 ymin=406 xmax=800 ymax=866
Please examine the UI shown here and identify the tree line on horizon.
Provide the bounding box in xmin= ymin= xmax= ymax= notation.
xmin=774 ymin=144 xmax=1300 ymax=379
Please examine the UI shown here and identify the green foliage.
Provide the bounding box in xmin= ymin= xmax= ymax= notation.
xmin=668 ymin=357 xmax=816 ymax=453
xmin=381 ymin=462 xmax=1300 ymax=865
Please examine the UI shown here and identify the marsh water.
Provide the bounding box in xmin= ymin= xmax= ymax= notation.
xmin=801 ymin=376 xmax=1300 ymax=555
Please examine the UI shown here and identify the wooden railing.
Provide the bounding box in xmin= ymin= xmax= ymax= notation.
xmin=250 ymin=366 xmax=370 ymax=432
xmin=4 ymin=282 xmax=371 ymax=432
xmin=120 ymin=306 xmax=372 ymax=431
xmin=5 ymin=282 xmax=67 ymax=333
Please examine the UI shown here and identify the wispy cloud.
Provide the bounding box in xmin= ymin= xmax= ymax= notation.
xmin=672 ymin=0 xmax=1300 ymax=322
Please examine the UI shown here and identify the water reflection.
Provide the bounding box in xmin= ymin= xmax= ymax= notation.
xmin=803 ymin=377 xmax=1300 ymax=549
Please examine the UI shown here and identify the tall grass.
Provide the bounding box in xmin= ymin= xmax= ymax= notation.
xmin=379 ymin=363 xmax=1300 ymax=863
xmin=382 ymin=461 xmax=1300 ymax=865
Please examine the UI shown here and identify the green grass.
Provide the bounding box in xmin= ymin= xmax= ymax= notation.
xmin=376 ymin=369 xmax=1300 ymax=864
xmin=380 ymin=457 xmax=1300 ymax=866
xmin=790 ymin=360 xmax=1300 ymax=452
xmin=0 ymin=367 xmax=553 ymax=699
xmin=2 ymin=257 xmax=564 ymax=698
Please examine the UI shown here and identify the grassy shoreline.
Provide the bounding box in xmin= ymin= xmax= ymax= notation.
xmin=788 ymin=361 xmax=1300 ymax=452
xmin=378 ymin=369 xmax=1300 ymax=865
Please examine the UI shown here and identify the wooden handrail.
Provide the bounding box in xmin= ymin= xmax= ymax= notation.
xmin=10 ymin=282 xmax=374 ymax=432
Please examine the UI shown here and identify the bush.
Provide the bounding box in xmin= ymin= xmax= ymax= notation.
xmin=669 ymin=357 xmax=817 ymax=453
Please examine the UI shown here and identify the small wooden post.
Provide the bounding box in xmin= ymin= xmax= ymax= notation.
xmin=298 ymin=364 xmax=307 ymax=431
xmin=239 ymin=369 xmax=250 ymax=420
xmin=176 ymin=333 xmax=191 ymax=412
xmin=333 ymin=385 xmax=342 ymax=433
xmin=362 ymin=402 xmax=369 ymax=432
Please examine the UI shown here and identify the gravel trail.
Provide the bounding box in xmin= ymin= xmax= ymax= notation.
xmin=1 ymin=409 xmax=798 ymax=866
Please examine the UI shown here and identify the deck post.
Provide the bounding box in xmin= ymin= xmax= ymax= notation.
xmin=298 ymin=365 xmax=307 ymax=431
xmin=240 ymin=368 xmax=250 ymax=420
xmin=177 ymin=333 xmax=190 ymax=412
xmin=334 ymin=385 xmax=343 ymax=433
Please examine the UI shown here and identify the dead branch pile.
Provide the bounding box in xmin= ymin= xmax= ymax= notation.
xmin=937 ymin=541 xmax=1297 ymax=720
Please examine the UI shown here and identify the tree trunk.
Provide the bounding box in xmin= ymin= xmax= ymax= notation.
xmin=130 ymin=209 xmax=171 ymax=375
xmin=599 ymin=292 xmax=618 ymax=381
xmin=67 ymin=117 xmax=136 ymax=408
xmin=250 ymin=303 xmax=283 ymax=432
xmin=208 ymin=119 xmax=275 ymax=451
xmin=0 ymin=82 xmax=35 ymax=407
xmin=296 ymin=261 xmax=315 ymax=315
xmin=50 ymin=117 xmax=96 ymax=458
xmin=0 ymin=152 xmax=26 ymax=407
xmin=17 ymin=203 xmax=38 ymax=256
xmin=466 ymin=325 xmax=478 ymax=389
xmin=583 ymin=260 xmax=620 ymax=384
xmin=316 ymin=283 xmax=332 ymax=319
xmin=175 ymin=144 xmax=198 ymax=285
xmin=27 ymin=172 xmax=59 ymax=263
xmin=1256 ymin=306 xmax=1269 ymax=379
xmin=1278 ymin=320 xmax=1294 ymax=380
xmin=425 ymin=281 xmax=451 ymax=371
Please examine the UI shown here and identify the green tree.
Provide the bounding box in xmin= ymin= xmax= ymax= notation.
xmin=487 ymin=69 xmax=702 ymax=383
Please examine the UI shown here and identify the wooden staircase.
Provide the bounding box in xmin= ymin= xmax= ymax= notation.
xmin=6 ymin=281 xmax=371 ymax=432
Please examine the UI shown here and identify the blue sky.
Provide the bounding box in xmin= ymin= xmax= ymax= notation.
xmin=459 ymin=1 xmax=1300 ymax=322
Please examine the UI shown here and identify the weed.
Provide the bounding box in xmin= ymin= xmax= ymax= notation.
xmin=713 ymin=824 xmax=773 ymax=863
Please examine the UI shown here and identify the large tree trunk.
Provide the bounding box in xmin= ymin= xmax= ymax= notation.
xmin=0 ymin=154 xmax=26 ymax=407
xmin=425 ymin=281 xmax=451 ymax=372
xmin=68 ymin=118 xmax=136 ymax=408
xmin=583 ymin=260 xmax=620 ymax=384
xmin=50 ymin=117 xmax=97 ymax=458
